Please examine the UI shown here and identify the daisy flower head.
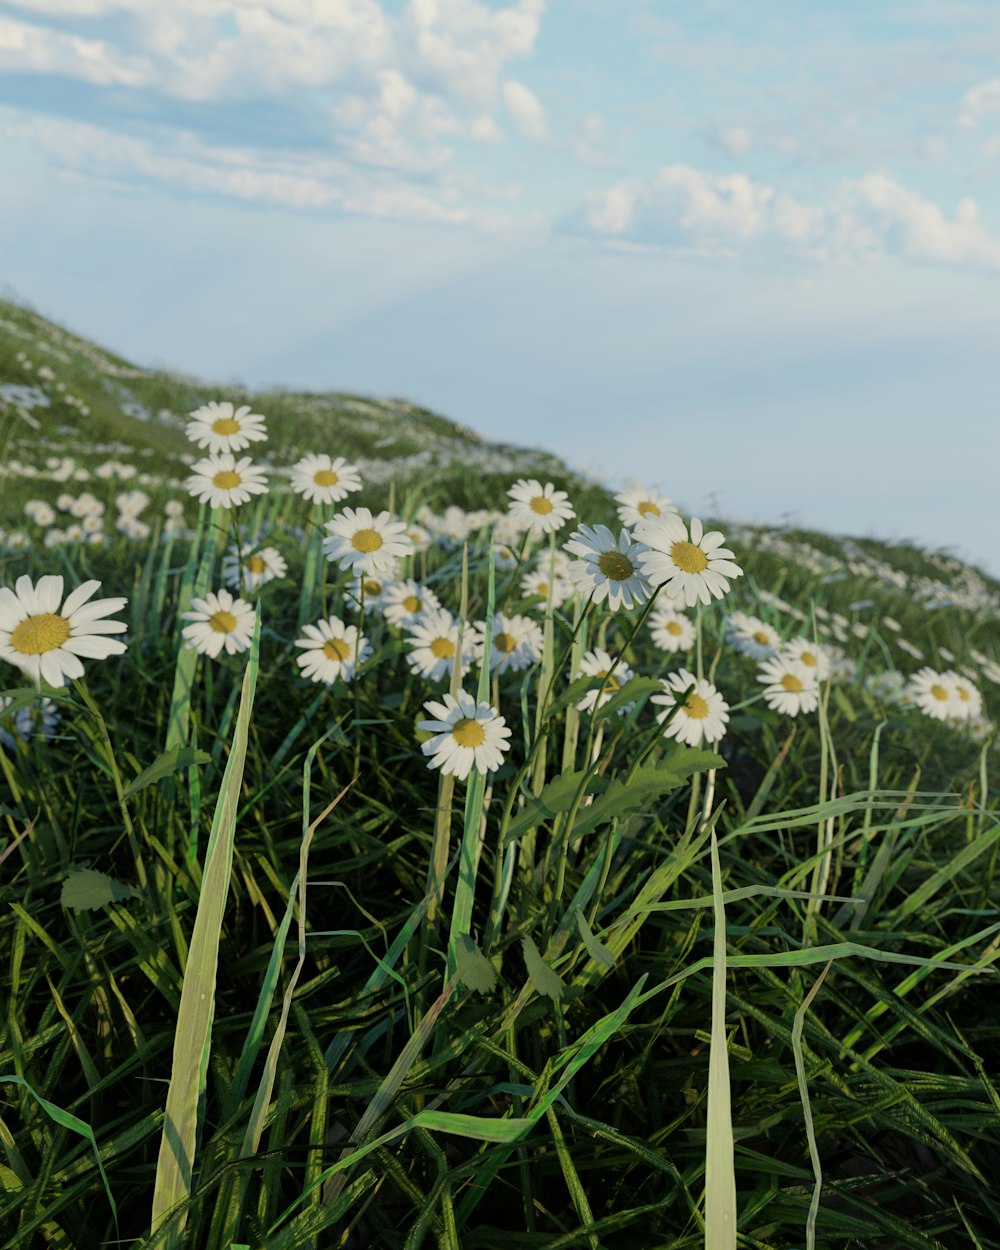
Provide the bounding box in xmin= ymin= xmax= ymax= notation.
xmin=295 ymin=616 xmax=371 ymax=684
xmin=782 ymin=637 xmax=832 ymax=681
xmin=418 ymin=691 xmax=512 ymax=781
xmin=381 ymin=579 xmax=442 ymax=628
xmin=345 ymin=573 xmax=393 ymax=614
xmin=0 ymin=695 xmax=60 ymax=750
xmin=564 ymin=524 xmax=652 ymax=611
xmin=474 ymin=612 xmax=544 ymax=675
xmin=575 ymin=648 xmax=635 ymax=714
xmin=323 ymin=506 xmax=413 ymax=577
xmin=507 ymin=479 xmax=575 ymax=536
xmin=651 ymin=669 xmax=729 ymax=746
xmin=726 ymin=612 xmax=780 ymax=660
xmin=406 ymin=608 xmax=476 ymax=682
xmin=290 ymin=453 xmax=363 ymax=505
xmin=181 ymin=589 xmax=255 ymax=658
xmin=519 ymin=567 xmax=574 ymax=612
xmin=865 ymin=670 xmax=906 ymax=706
xmin=649 ymin=606 xmax=695 ymax=654
xmin=222 ymin=543 xmax=287 ymax=593
xmin=758 ymin=655 xmax=819 ymax=717
xmin=186 ymin=401 xmax=268 ymax=453
xmin=635 ymin=514 xmax=742 ymax=607
xmin=614 ymin=482 xmax=678 ymax=528
xmin=944 ymin=671 xmax=983 ymax=721
xmin=185 ymin=454 xmax=269 ymax=509
xmin=905 ymin=667 xmax=961 ymax=721
xmin=0 ymin=575 xmax=128 ymax=687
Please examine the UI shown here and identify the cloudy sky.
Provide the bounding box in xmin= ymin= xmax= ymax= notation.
xmin=2 ymin=0 xmax=998 ymax=573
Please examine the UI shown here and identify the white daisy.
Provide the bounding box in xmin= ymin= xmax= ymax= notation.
xmin=905 ymin=668 xmax=961 ymax=721
xmin=896 ymin=638 xmax=924 ymax=661
xmin=649 ymin=608 xmax=695 ymax=654
xmin=782 ymin=637 xmax=832 ymax=681
xmin=726 ymin=612 xmax=781 ymax=660
xmin=405 ymin=609 xmax=475 ymax=682
xmin=614 ymin=483 xmax=678 ymax=528
xmin=0 ymin=575 xmax=128 ymax=687
xmin=185 ymin=454 xmax=269 ymax=508
xmin=181 ymin=589 xmax=255 ymax=658
xmin=758 ymin=655 xmax=819 ymax=717
xmin=507 ymin=479 xmax=575 ymax=535
xmin=381 ymin=580 xmax=442 ymax=628
xmin=473 ymin=612 xmax=544 ymax=675
xmin=564 ymin=524 xmax=652 ymax=611
xmin=418 ymin=691 xmax=512 ymax=781
xmin=221 ymin=543 xmax=287 ymax=593
xmin=635 ymin=515 xmax=743 ymax=607
xmin=865 ymin=670 xmax=906 ymax=705
xmin=575 ymin=648 xmax=635 ymax=714
xmin=295 ymin=616 xmax=371 ymax=684
xmin=651 ymin=669 xmax=729 ymax=746
xmin=185 ymin=401 xmax=268 ymax=454
xmin=945 ymin=671 xmax=983 ymax=721
xmin=0 ymin=695 xmax=60 ymax=750
xmin=323 ymin=506 xmax=413 ymax=576
xmin=345 ymin=573 xmax=393 ymax=614
xmin=289 ymin=453 xmax=363 ymax=505
xmin=519 ymin=568 xmax=574 ymax=611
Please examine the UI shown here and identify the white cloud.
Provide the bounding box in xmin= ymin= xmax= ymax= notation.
xmin=583 ymin=164 xmax=1000 ymax=270
xmin=0 ymin=14 xmax=153 ymax=86
xmin=958 ymin=78 xmax=1000 ymax=127
xmin=501 ymin=79 xmax=548 ymax=142
xmin=716 ymin=125 xmax=753 ymax=158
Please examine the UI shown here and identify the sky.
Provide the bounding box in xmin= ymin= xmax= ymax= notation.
xmin=1 ymin=0 xmax=998 ymax=574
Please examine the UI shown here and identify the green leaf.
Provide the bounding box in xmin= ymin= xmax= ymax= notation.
xmin=593 ymin=676 xmax=663 ymax=722
xmin=505 ymin=769 xmax=608 ymax=844
xmin=572 ymin=749 xmax=724 ymax=838
xmin=542 ymin=675 xmax=606 ymax=725
xmin=576 ymin=909 xmax=616 ymax=969
xmin=522 ymin=935 xmax=565 ymax=1001
xmin=121 ymin=744 xmax=211 ymax=800
xmin=61 ymin=869 xmax=138 ymax=911
xmin=455 ymin=934 xmax=498 ymax=995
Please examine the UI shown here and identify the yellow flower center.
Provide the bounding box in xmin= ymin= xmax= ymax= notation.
xmin=671 ymin=541 xmax=708 ymax=574
xmin=529 ymin=496 xmax=554 ymax=515
xmin=323 ymin=638 xmax=352 ymax=662
xmin=211 ymin=417 xmax=240 ymax=435
xmin=753 ymin=630 xmax=771 ymax=645
xmin=666 ymin=621 xmax=683 ymax=636
xmin=363 ymin=579 xmax=381 ymax=595
xmin=352 ymin=528 xmax=383 ymax=553
xmin=781 ymin=673 xmax=804 ymax=693
xmin=637 ymin=500 xmax=661 ymax=517
xmin=246 ymin=555 xmax=267 ymax=574
xmin=594 ymin=669 xmax=620 ymax=692
xmin=212 ymin=470 xmax=241 ymax=490
xmin=598 ymin=551 xmax=635 ymax=581
xmin=495 ymin=631 xmax=518 ymax=654
xmin=10 ymin=613 xmax=71 ymax=655
xmin=799 ymin=651 xmax=817 ymax=668
xmin=957 ymin=687 xmax=970 ymax=702
xmin=684 ymin=692 xmax=709 ymax=719
xmin=452 ymin=717 xmax=486 ymax=748
xmin=930 ymin=684 xmax=949 ymax=702
xmin=536 ymin=582 xmax=549 ymax=596
xmin=209 ymin=610 xmax=237 ymax=634
xmin=403 ymin=595 xmax=422 ymax=613
xmin=430 ymin=637 xmax=455 ymax=659
xmin=314 ymin=469 xmax=339 ymax=487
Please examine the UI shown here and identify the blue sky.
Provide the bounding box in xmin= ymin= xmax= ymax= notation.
xmin=1 ymin=0 xmax=998 ymax=573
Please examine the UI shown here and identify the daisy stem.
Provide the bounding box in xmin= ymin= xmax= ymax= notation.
xmin=353 ymin=580 xmax=364 ymax=780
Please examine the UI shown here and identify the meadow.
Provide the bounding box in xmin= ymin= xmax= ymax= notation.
xmin=1 ymin=298 xmax=999 ymax=1250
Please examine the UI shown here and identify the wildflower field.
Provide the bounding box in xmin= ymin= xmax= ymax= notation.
xmin=1 ymin=299 xmax=999 ymax=1250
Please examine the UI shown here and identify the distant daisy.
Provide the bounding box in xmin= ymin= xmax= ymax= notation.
xmin=575 ymin=648 xmax=635 ymax=714
xmin=406 ymin=608 xmax=475 ymax=681
xmin=865 ymin=670 xmax=906 ymax=705
xmin=182 ymin=589 xmax=255 ymax=658
xmin=615 ymin=483 xmax=677 ymax=528
xmin=221 ymin=543 xmax=287 ymax=593
xmin=295 ymin=616 xmax=370 ymax=684
xmin=783 ymin=637 xmax=832 ymax=681
xmin=0 ymin=574 xmax=128 ymax=687
xmin=758 ymin=655 xmax=819 ymax=717
xmin=564 ymin=524 xmax=652 ymax=611
xmin=636 ymin=515 xmax=742 ymax=607
xmin=519 ymin=568 xmax=573 ymax=611
xmin=323 ymin=507 xmax=413 ymax=576
xmin=905 ymin=668 xmax=960 ymax=721
xmin=726 ymin=613 xmax=780 ymax=660
xmin=945 ymin=671 xmax=983 ymax=720
xmin=474 ymin=612 xmax=544 ymax=675
xmin=418 ymin=691 xmax=512 ymax=781
xmin=345 ymin=573 xmax=393 ymax=614
xmin=185 ymin=454 xmax=269 ymax=508
xmin=651 ymin=669 xmax=729 ymax=746
xmin=507 ymin=479 xmax=575 ymax=535
xmin=381 ymin=579 xmax=442 ymax=628
xmin=649 ymin=608 xmax=695 ymax=654
xmin=896 ymin=638 xmax=924 ymax=661
xmin=186 ymin=401 xmax=268 ymax=453
xmin=0 ymin=694 xmax=60 ymax=750
xmin=290 ymin=454 xmax=363 ymax=505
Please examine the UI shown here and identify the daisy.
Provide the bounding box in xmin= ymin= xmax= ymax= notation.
xmin=181 ymin=589 xmax=255 ymax=658
xmin=945 ymin=671 xmax=983 ymax=721
xmin=405 ymin=608 xmax=475 ymax=682
xmin=289 ymin=453 xmax=363 ymax=505
xmin=782 ymin=637 xmax=832 ymax=681
xmin=295 ymin=616 xmax=371 ymax=684
xmin=186 ymin=401 xmax=268 ymax=453
xmin=575 ymin=648 xmax=635 ymax=714
xmin=345 ymin=573 xmax=393 ymax=614
xmin=418 ymin=691 xmax=512 ymax=781
xmin=758 ymin=655 xmax=819 ymax=717
xmin=507 ymin=479 xmax=575 ymax=535
xmin=185 ymin=454 xmax=269 ymax=509
xmin=615 ymin=483 xmax=678 ymax=528
xmin=726 ymin=612 xmax=780 ymax=660
xmin=905 ymin=668 xmax=961 ymax=721
xmin=323 ymin=506 xmax=413 ymax=577
xmin=651 ymin=669 xmax=729 ymax=746
xmin=381 ymin=579 xmax=442 ymax=628
xmin=635 ymin=515 xmax=742 ymax=607
xmin=865 ymin=670 xmax=906 ymax=705
xmin=519 ymin=567 xmax=574 ymax=611
xmin=0 ymin=575 xmax=128 ymax=687
xmin=473 ymin=612 xmax=544 ymax=675
xmin=221 ymin=543 xmax=287 ymax=593
xmin=564 ymin=524 xmax=652 ymax=611
xmin=896 ymin=638 xmax=924 ymax=661
xmin=649 ymin=608 xmax=695 ymax=654
xmin=0 ymin=695 xmax=60 ymax=751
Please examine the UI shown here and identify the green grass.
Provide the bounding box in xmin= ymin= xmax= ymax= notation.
xmin=1 ymin=299 xmax=999 ymax=1249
